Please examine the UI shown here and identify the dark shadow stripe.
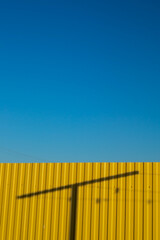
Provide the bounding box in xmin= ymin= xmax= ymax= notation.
xmin=69 ymin=185 xmax=78 ymax=240
xmin=17 ymin=171 xmax=139 ymax=199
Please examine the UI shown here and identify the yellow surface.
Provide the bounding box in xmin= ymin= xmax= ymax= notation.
xmin=0 ymin=162 xmax=160 ymax=239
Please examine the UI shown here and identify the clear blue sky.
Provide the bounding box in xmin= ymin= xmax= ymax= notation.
xmin=0 ymin=1 xmax=160 ymax=162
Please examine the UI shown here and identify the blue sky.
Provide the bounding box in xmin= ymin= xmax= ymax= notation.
xmin=0 ymin=1 xmax=160 ymax=162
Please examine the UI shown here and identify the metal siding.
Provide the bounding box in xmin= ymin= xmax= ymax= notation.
xmin=0 ymin=162 xmax=160 ymax=239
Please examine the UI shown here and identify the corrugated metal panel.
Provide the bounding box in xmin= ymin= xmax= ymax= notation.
xmin=0 ymin=162 xmax=160 ymax=239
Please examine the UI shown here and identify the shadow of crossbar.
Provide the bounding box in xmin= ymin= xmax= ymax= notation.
xmin=17 ymin=171 xmax=139 ymax=199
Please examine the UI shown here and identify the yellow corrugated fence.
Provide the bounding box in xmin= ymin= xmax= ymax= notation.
xmin=0 ymin=163 xmax=160 ymax=239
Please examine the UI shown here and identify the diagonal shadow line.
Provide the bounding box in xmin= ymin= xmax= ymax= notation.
xmin=17 ymin=171 xmax=139 ymax=199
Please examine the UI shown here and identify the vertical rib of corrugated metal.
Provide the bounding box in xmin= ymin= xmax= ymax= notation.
xmin=144 ymin=163 xmax=153 ymax=240
xmin=1 ymin=163 xmax=11 ymax=239
xmin=90 ymin=162 xmax=101 ymax=240
xmin=76 ymin=162 xmax=84 ymax=240
xmin=153 ymin=162 xmax=160 ymax=239
xmin=42 ymin=163 xmax=53 ymax=239
xmin=28 ymin=163 xmax=39 ymax=239
xmin=134 ymin=163 xmax=143 ymax=240
xmin=0 ymin=162 xmax=160 ymax=239
xmin=99 ymin=162 xmax=109 ymax=239
xmin=126 ymin=163 xmax=134 ymax=240
xmin=81 ymin=162 xmax=92 ymax=240
xmin=108 ymin=163 xmax=117 ymax=240
xmin=117 ymin=163 xmax=125 ymax=240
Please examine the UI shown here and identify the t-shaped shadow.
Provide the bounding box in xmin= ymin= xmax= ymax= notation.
xmin=17 ymin=170 xmax=139 ymax=240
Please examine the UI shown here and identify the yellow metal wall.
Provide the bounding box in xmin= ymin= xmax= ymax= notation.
xmin=0 ymin=162 xmax=160 ymax=239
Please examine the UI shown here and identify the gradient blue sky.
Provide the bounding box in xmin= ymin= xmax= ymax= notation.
xmin=0 ymin=1 xmax=160 ymax=162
